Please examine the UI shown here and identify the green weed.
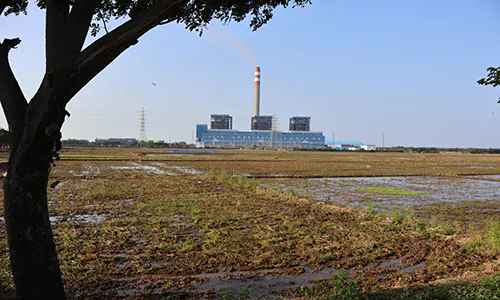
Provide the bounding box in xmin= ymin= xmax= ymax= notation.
xmin=390 ymin=205 xmax=414 ymax=227
xmin=359 ymin=187 xmax=425 ymax=196
xmin=330 ymin=270 xmax=361 ymax=299
xmin=299 ymin=284 xmax=316 ymax=297
xmin=484 ymin=220 xmax=500 ymax=255
xmin=464 ymin=220 xmax=500 ymax=255
xmin=288 ymin=189 xmax=300 ymax=197
xmin=366 ymin=201 xmax=375 ymax=215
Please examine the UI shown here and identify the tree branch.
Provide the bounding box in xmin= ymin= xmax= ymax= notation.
xmin=46 ymin=0 xmax=70 ymax=71
xmin=0 ymin=0 xmax=14 ymax=15
xmin=66 ymin=0 xmax=187 ymax=101
xmin=102 ymin=18 xmax=109 ymax=34
xmin=67 ymin=0 xmax=100 ymax=56
xmin=0 ymin=38 xmax=28 ymax=151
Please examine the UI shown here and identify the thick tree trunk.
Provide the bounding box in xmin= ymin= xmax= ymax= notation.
xmin=4 ymin=126 xmax=66 ymax=299
xmin=0 ymin=2 xmax=187 ymax=297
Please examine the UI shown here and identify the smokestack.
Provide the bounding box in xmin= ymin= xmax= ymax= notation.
xmin=254 ymin=67 xmax=260 ymax=117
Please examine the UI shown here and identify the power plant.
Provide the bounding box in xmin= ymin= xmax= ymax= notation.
xmin=196 ymin=67 xmax=325 ymax=149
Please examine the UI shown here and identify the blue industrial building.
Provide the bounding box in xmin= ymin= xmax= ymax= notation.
xmin=196 ymin=124 xmax=325 ymax=149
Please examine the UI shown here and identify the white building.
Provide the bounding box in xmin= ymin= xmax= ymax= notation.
xmin=360 ymin=144 xmax=377 ymax=151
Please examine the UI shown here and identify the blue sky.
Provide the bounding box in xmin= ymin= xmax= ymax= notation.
xmin=2 ymin=0 xmax=500 ymax=147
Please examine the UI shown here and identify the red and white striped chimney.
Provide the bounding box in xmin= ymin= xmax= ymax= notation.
xmin=254 ymin=67 xmax=261 ymax=117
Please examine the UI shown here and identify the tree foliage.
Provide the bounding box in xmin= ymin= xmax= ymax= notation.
xmin=3 ymin=0 xmax=312 ymax=34
xmin=478 ymin=66 xmax=500 ymax=102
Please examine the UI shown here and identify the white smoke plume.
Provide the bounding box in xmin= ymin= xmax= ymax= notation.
xmin=205 ymin=28 xmax=258 ymax=64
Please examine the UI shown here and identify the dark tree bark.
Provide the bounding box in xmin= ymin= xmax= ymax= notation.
xmin=3 ymin=135 xmax=65 ymax=299
xmin=0 ymin=0 xmax=186 ymax=298
xmin=1 ymin=38 xmax=66 ymax=299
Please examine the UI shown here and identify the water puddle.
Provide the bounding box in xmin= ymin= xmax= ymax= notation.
xmin=0 ymin=213 xmax=106 ymax=224
xmin=147 ymin=153 xmax=195 ymax=157
xmin=69 ymin=170 xmax=89 ymax=177
xmin=171 ymin=222 xmax=194 ymax=228
xmin=111 ymin=162 xmax=175 ymax=175
xmin=115 ymin=286 xmax=145 ymax=297
xmin=472 ymin=174 xmax=500 ymax=180
xmin=165 ymin=149 xmax=217 ymax=155
xmin=68 ymin=163 xmax=101 ymax=177
xmin=50 ymin=213 xmax=106 ymax=223
xmin=151 ymin=163 xmax=203 ymax=175
xmin=400 ymin=262 xmax=425 ymax=273
xmin=264 ymin=176 xmax=500 ymax=218
xmin=466 ymin=166 xmax=494 ymax=169
xmin=109 ymin=257 xmax=425 ymax=298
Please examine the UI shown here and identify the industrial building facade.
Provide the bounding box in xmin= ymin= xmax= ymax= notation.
xmin=251 ymin=116 xmax=273 ymax=131
xmin=196 ymin=125 xmax=325 ymax=148
xmin=289 ymin=116 xmax=311 ymax=131
xmin=210 ymin=114 xmax=232 ymax=130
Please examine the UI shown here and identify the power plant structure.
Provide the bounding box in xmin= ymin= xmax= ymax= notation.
xmin=289 ymin=116 xmax=311 ymax=132
xmin=210 ymin=114 xmax=233 ymax=130
xmin=195 ymin=67 xmax=325 ymax=149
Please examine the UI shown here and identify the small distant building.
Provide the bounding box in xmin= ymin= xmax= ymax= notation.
xmin=330 ymin=144 xmax=352 ymax=150
xmin=329 ymin=142 xmax=376 ymax=151
xmin=210 ymin=114 xmax=232 ymax=130
xmin=360 ymin=144 xmax=377 ymax=151
xmin=289 ymin=116 xmax=311 ymax=132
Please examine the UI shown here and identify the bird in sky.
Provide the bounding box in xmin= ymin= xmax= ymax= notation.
xmin=152 ymin=83 xmax=156 ymax=86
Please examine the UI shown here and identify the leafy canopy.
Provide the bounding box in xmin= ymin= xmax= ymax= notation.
xmin=478 ymin=67 xmax=500 ymax=102
xmin=5 ymin=0 xmax=312 ymax=34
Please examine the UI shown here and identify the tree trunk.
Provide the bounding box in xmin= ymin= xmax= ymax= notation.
xmin=3 ymin=127 xmax=66 ymax=299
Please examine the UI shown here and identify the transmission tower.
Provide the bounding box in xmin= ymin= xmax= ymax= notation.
xmin=139 ymin=107 xmax=147 ymax=147
xmin=271 ymin=115 xmax=279 ymax=148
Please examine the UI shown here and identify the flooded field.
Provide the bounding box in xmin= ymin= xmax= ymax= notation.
xmin=49 ymin=161 xmax=204 ymax=177
xmin=48 ymin=159 xmax=500 ymax=225
xmin=1 ymin=150 xmax=500 ymax=298
xmin=264 ymin=176 xmax=500 ymax=223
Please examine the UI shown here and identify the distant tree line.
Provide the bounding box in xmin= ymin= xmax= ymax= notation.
xmin=61 ymin=139 xmax=192 ymax=148
xmin=293 ymin=145 xmax=500 ymax=154
xmin=36 ymin=139 xmax=500 ymax=153
xmin=380 ymin=147 xmax=500 ymax=154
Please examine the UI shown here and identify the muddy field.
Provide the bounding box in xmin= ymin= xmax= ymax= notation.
xmin=265 ymin=176 xmax=500 ymax=225
xmin=1 ymin=149 xmax=500 ymax=298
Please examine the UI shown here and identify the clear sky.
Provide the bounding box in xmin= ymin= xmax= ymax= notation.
xmin=2 ymin=0 xmax=500 ymax=147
